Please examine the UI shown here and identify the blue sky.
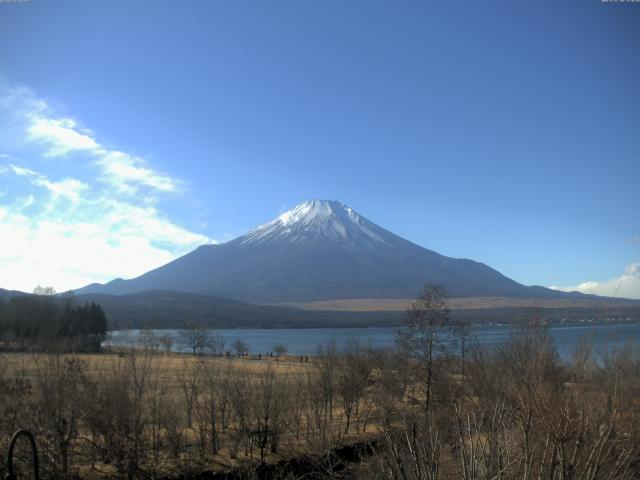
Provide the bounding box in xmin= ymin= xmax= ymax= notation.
xmin=0 ymin=0 xmax=639 ymax=298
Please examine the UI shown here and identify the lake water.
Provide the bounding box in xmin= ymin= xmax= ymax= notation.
xmin=105 ymin=322 xmax=640 ymax=359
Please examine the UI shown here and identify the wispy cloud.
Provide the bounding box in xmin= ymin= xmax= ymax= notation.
xmin=27 ymin=117 xmax=99 ymax=157
xmin=96 ymin=150 xmax=179 ymax=194
xmin=1 ymin=76 xmax=179 ymax=195
xmin=0 ymin=77 xmax=212 ymax=292
xmin=550 ymin=262 xmax=640 ymax=300
xmin=630 ymin=236 xmax=640 ymax=245
xmin=9 ymin=164 xmax=89 ymax=203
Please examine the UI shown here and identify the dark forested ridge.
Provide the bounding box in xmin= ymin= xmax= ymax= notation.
xmin=0 ymin=293 xmax=108 ymax=351
xmin=76 ymin=290 xmax=640 ymax=329
xmin=1 ymin=288 xmax=638 ymax=333
xmin=0 ymin=287 xmax=26 ymax=301
xmin=75 ymin=290 xmax=402 ymax=329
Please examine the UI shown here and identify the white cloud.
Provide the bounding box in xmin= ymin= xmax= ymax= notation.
xmin=9 ymin=164 xmax=89 ymax=203
xmin=0 ymin=78 xmax=213 ymax=293
xmin=0 ymin=166 xmax=211 ymax=292
xmin=27 ymin=117 xmax=100 ymax=157
xmin=0 ymin=77 xmax=179 ymax=195
xmin=551 ymin=262 xmax=640 ymax=300
xmin=96 ymin=150 xmax=179 ymax=194
xmin=30 ymin=116 xmax=182 ymax=194
xmin=625 ymin=262 xmax=640 ymax=276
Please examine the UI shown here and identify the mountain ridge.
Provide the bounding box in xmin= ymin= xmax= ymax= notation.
xmin=74 ymin=200 xmax=610 ymax=303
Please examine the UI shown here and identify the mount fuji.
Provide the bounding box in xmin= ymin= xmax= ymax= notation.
xmin=76 ymin=200 xmax=584 ymax=303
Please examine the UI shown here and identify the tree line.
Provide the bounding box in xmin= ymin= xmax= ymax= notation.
xmin=0 ymin=289 xmax=108 ymax=352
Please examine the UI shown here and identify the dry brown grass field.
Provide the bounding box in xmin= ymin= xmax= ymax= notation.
xmin=1 ymin=350 xmax=311 ymax=380
xmin=0 ymin=347 xmax=388 ymax=479
xmin=2 ymin=321 xmax=640 ymax=480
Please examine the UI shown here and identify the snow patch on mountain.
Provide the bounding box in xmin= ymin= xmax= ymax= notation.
xmin=239 ymin=200 xmax=391 ymax=247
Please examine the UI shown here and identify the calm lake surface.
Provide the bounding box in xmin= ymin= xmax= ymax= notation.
xmin=106 ymin=322 xmax=640 ymax=358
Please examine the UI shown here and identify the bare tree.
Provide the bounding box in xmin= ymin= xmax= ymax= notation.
xmin=33 ymin=285 xmax=57 ymax=296
xmin=313 ymin=342 xmax=338 ymax=446
xmin=181 ymin=322 xmax=211 ymax=355
xmin=207 ymin=332 xmax=227 ymax=357
xmin=336 ymin=339 xmax=371 ymax=433
xmin=273 ymin=344 xmax=287 ymax=358
xmin=233 ymin=339 xmax=249 ymax=356
xmin=146 ymin=357 xmax=168 ymax=464
xmin=178 ymin=360 xmax=201 ymax=429
xmin=159 ymin=335 xmax=174 ymax=355
xmin=396 ymin=283 xmax=451 ymax=416
xmin=139 ymin=329 xmax=160 ymax=353
xmin=254 ymin=365 xmax=287 ymax=461
xmin=83 ymin=349 xmax=155 ymax=477
xmin=32 ymin=355 xmax=88 ymax=477
xmin=193 ymin=357 xmax=231 ymax=457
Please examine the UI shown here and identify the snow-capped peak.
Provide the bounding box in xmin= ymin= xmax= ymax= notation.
xmin=277 ymin=200 xmax=335 ymax=226
xmin=238 ymin=200 xmax=392 ymax=247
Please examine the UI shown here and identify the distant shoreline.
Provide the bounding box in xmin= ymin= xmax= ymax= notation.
xmin=107 ymin=316 xmax=640 ymax=333
xmin=273 ymin=296 xmax=640 ymax=312
xmin=104 ymin=321 xmax=640 ymax=358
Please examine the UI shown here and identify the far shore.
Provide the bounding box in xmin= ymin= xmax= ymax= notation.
xmin=272 ymin=295 xmax=640 ymax=311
